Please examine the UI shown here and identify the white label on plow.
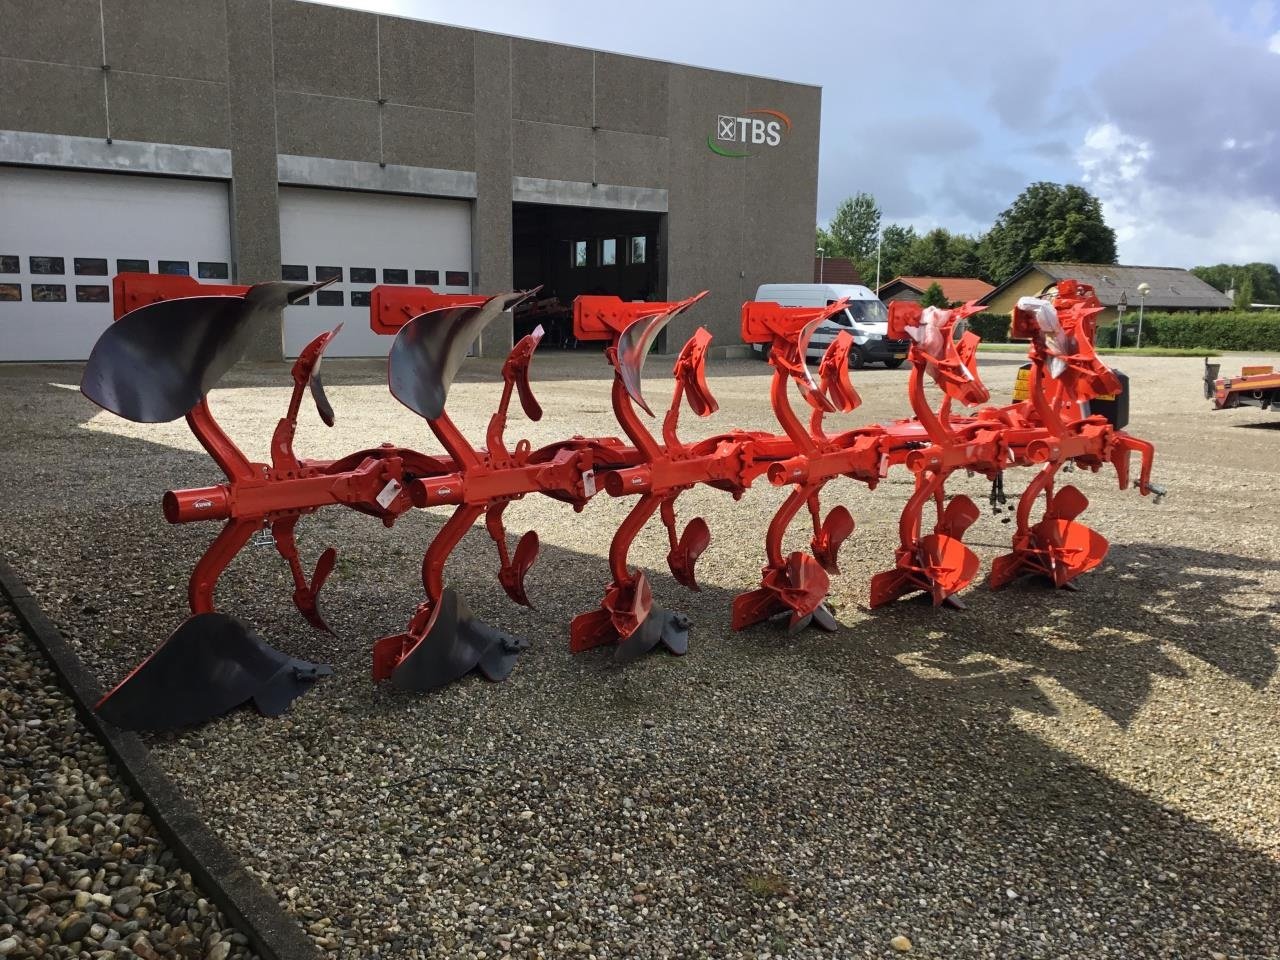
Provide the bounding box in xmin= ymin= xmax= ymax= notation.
xmin=582 ymin=470 xmax=597 ymax=497
xmin=377 ymin=479 xmax=402 ymax=509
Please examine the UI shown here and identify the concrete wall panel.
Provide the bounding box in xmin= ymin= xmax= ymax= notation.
xmin=594 ymin=128 xmax=669 ymax=190
xmin=381 ymin=104 xmax=475 ymax=172
xmin=225 ymin=0 xmax=282 ymax=360
xmin=510 ymin=120 xmax=593 ymax=184
xmin=379 ymin=17 xmax=474 ymax=113
xmin=107 ymin=73 xmax=230 ymax=148
xmin=0 ymin=0 xmax=102 ymax=67
xmin=273 ymin=0 xmax=378 ymax=101
xmin=593 ymin=53 xmax=667 ymax=137
xmin=0 ymin=59 xmax=106 ymax=138
xmin=103 ymin=0 xmax=228 ymax=82
xmin=741 ymin=76 xmax=821 ymax=296
xmin=510 ymin=39 xmax=592 ymax=128
xmin=275 ymin=91 xmax=379 ymax=164
xmin=664 ymin=66 xmax=750 ymax=345
xmin=472 ymin=32 xmax=513 ymax=353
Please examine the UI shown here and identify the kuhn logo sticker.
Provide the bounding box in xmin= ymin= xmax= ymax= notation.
xmin=193 ymin=498 xmax=213 ymax=510
xmin=708 ymin=109 xmax=791 ymax=158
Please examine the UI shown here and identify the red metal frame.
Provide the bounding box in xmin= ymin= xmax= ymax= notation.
xmin=90 ymin=273 xmax=1164 ymax=703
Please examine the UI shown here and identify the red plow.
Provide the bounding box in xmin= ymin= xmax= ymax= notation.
xmin=79 ymin=274 xmax=1164 ymax=729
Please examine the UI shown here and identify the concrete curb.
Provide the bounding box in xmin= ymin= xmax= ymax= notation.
xmin=0 ymin=557 xmax=320 ymax=960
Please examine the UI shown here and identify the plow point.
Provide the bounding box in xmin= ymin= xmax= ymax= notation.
xmin=732 ymin=552 xmax=836 ymax=632
xmin=373 ymin=588 xmax=528 ymax=691
xmin=989 ymin=520 xmax=1108 ymax=589
xmin=868 ymin=532 xmax=979 ymax=609
xmin=96 ymin=613 xmax=332 ymax=730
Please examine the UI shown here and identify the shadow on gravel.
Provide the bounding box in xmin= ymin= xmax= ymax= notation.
xmin=857 ymin=541 xmax=1280 ymax=728
xmin=3 ymin=363 xmax=1279 ymax=957
xmin=1231 ymin=419 xmax=1280 ymax=430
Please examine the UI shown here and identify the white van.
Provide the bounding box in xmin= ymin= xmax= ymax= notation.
xmin=752 ymin=283 xmax=908 ymax=369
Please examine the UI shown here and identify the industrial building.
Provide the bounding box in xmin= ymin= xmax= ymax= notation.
xmin=0 ymin=0 xmax=820 ymax=361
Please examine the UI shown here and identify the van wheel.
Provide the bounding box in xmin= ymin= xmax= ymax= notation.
xmin=884 ymin=358 xmax=905 ymax=369
xmin=849 ymin=347 xmax=867 ymax=370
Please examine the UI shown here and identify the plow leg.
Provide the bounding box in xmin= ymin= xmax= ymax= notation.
xmin=98 ymin=516 xmax=333 ymax=731
xmin=372 ymin=503 xmax=529 ymax=690
xmin=869 ymin=472 xmax=980 ymax=609
xmin=570 ymin=494 xmax=691 ymax=662
xmin=989 ymin=464 xmax=1108 ymax=590
xmin=732 ymin=484 xmax=837 ymax=633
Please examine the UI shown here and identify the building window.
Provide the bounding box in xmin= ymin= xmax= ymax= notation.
xmin=571 ymin=240 xmax=588 ymax=268
xmin=316 ymin=266 xmax=343 ymax=283
xmin=159 ymin=260 xmax=190 ymax=276
xmin=30 ymin=256 xmax=64 ymax=275
xmin=0 ymin=283 xmax=21 ymax=301
xmin=282 ymin=264 xmax=309 ymax=281
xmin=74 ymin=258 xmax=108 ymax=276
xmin=415 ymin=269 xmax=439 ymax=285
xmin=629 ymin=236 xmax=647 ymax=264
xmin=198 ymin=262 xmax=229 ymax=280
xmin=0 ymin=256 xmax=18 ymax=274
xmin=445 ymin=270 xmax=469 ymax=287
xmin=33 ymin=284 xmax=66 ymax=302
xmin=118 ymin=258 xmax=149 ymax=274
xmin=351 ymin=290 xmax=371 ymax=307
xmin=383 ymin=268 xmax=409 ymax=284
xmin=600 ymin=238 xmax=617 ymax=266
xmin=76 ymin=284 xmax=110 ymax=303
xmin=317 ymin=290 xmax=344 ymax=306
xmin=351 ymin=267 xmax=376 ymax=284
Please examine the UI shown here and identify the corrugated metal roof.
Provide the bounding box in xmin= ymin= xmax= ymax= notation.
xmin=879 ymin=276 xmax=995 ymax=303
xmin=982 ymin=263 xmax=1233 ymax=310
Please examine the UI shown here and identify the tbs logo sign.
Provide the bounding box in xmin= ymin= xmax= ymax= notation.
xmin=708 ymin=108 xmax=792 ymax=158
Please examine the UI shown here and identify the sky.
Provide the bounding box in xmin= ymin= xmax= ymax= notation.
xmin=330 ymin=0 xmax=1280 ymax=269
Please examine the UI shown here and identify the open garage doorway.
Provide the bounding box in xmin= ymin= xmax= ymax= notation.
xmin=512 ymin=203 xmax=665 ymax=351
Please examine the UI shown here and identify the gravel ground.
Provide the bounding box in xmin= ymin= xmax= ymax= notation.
xmin=0 ymin=345 xmax=1277 ymax=959
xmin=0 ymin=598 xmax=258 ymax=960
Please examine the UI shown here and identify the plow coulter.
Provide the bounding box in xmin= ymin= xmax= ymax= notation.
xmin=79 ymin=273 xmax=1165 ymax=729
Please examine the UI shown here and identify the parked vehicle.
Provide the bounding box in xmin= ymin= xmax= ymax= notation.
xmin=751 ymin=283 xmax=907 ymax=368
xmin=1204 ymin=359 xmax=1280 ymax=411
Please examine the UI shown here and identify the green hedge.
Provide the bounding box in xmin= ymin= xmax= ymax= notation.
xmin=966 ymin=312 xmax=1012 ymax=343
xmin=1098 ymin=311 xmax=1280 ymax=351
xmin=968 ymin=309 xmax=1280 ymax=351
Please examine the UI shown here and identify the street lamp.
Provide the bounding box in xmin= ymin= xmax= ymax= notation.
xmin=1116 ymin=290 xmax=1128 ymax=348
xmin=875 ymin=230 xmax=883 ymax=291
xmin=1136 ymin=282 xmax=1150 ymax=348
xmin=818 ymin=246 xmax=825 ymax=283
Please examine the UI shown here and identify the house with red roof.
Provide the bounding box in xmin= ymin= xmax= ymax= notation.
xmin=878 ymin=275 xmax=995 ymax=305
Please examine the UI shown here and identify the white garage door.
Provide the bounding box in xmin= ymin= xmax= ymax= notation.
xmin=0 ymin=167 xmax=231 ymax=362
xmin=278 ymin=187 xmax=473 ymax=358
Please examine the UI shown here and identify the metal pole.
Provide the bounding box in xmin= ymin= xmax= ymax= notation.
xmin=875 ymin=232 xmax=882 ymax=290
xmin=818 ymin=247 xmax=824 ymax=283
xmin=1116 ymin=305 xmax=1125 ymax=348
xmin=1137 ymin=296 xmax=1145 ymax=349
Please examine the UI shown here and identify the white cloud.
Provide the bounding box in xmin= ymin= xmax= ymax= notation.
xmin=1269 ymin=30 xmax=1280 ymax=53
xmin=1077 ymin=122 xmax=1280 ymax=266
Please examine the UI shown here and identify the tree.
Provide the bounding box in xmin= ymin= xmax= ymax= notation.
xmin=899 ymin=228 xmax=984 ymax=278
xmin=1192 ymin=263 xmax=1280 ymax=305
xmin=877 ymin=223 xmax=918 ymax=285
xmin=981 ymin=182 xmax=1117 ymax=284
xmin=815 ymin=226 xmax=837 ymax=257
xmin=919 ymin=282 xmax=950 ymax=308
xmin=1234 ymin=273 xmax=1254 ymax=309
xmin=827 ymin=193 xmax=881 ymax=277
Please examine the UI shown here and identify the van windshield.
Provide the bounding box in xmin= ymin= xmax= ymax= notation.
xmin=845 ymin=300 xmax=888 ymax=326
